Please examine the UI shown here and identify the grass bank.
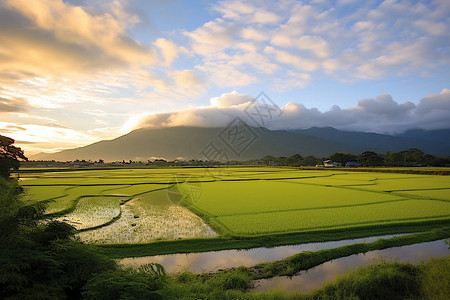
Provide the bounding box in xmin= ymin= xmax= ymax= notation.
xmin=163 ymin=255 xmax=450 ymax=300
xmin=94 ymin=222 xmax=450 ymax=259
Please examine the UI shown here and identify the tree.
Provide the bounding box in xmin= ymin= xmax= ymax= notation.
xmin=287 ymin=154 xmax=303 ymax=165
xmin=301 ymin=155 xmax=320 ymax=166
xmin=0 ymin=135 xmax=27 ymax=178
xmin=359 ymin=151 xmax=384 ymax=167
xmin=261 ymin=155 xmax=275 ymax=164
xmin=329 ymin=153 xmax=357 ymax=165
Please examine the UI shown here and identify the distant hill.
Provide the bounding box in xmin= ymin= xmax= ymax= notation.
xmin=31 ymin=126 xmax=450 ymax=162
xmin=289 ymin=127 xmax=450 ymax=156
xmin=396 ymin=128 xmax=450 ymax=150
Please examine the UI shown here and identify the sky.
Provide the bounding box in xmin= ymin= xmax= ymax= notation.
xmin=0 ymin=0 xmax=449 ymax=156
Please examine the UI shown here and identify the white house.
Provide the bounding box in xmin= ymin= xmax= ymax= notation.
xmin=323 ymin=160 xmax=341 ymax=167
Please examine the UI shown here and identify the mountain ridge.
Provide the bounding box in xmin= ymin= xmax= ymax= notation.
xmin=31 ymin=126 xmax=450 ymax=161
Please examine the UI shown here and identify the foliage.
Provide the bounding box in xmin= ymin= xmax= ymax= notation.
xmin=0 ymin=135 xmax=27 ymax=178
xmin=329 ymin=152 xmax=357 ymax=164
xmin=419 ymin=256 xmax=450 ymax=299
xmin=4 ymin=166 xmax=450 ymax=299
xmin=359 ymin=151 xmax=385 ymax=166
xmin=82 ymin=264 xmax=166 ymax=300
xmin=311 ymin=260 xmax=420 ymax=300
xmin=159 ymin=255 xmax=450 ymax=300
xmin=0 ymin=177 xmax=117 ymax=299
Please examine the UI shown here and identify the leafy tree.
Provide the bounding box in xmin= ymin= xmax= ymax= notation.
xmin=301 ymin=155 xmax=320 ymax=166
xmin=359 ymin=151 xmax=384 ymax=167
xmin=275 ymin=156 xmax=287 ymax=165
xmin=329 ymin=153 xmax=358 ymax=164
xmin=287 ymin=154 xmax=303 ymax=165
xmin=0 ymin=135 xmax=27 ymax=178
xmin=261 ymin=155 xmax=275 ymax=164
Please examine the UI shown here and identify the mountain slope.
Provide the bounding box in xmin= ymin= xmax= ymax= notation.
xmin=31 ymin=126 xmax=352 ymax=161
xmin=289 ymin=127 xmax=450 ymax=156
xmin=32 ymin=126 xmax=450 ymax=162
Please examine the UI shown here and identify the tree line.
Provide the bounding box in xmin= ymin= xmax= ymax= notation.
xmin=258 ymin=148 xmax=450 ymax=167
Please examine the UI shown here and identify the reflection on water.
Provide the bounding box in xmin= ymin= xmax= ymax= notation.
xmin=253 ymin=239 xmax=449 ymax=293
xmin=119 ymin=234 xmax=405 ymax=273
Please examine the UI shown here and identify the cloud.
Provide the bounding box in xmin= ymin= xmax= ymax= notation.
xmin=169 ymin=70 xmax=203 ymax=89
xmin=357 ymin=94 xmax=415 ymax=117
xmin=0 ymin=97 xmax=30 ymax=112
xmin=210 ymin=91 xmax=253 ymax=108
xmin=264 ymin=46 xmax=318 ymax=72
xmin=6 ymin=124 xmax=26 ymax=131
xmin=0 ymin=0 xmax=156 ymax=78
xmin=249 ymin=10 xmax=281 ymax=24
xmin=241 ymin=27 xmax=269 ymax=42
xmin=415 ymin=89 xmax=450 ymax=115
xmin=214 ymin=1 xmax=255 ymax=20
xmin=133 ymin=90 xmax=450 ymax=134
xmin=0 ymin=121 xmax=106 ymax=154
xmin=273 ymin=71 xmax=311 ymax=91
xmin=155 ymin=38 xmax=179 ymax=66
xmin=184 ymin=19 xmax=238 ymax=55
xmin=295 ymin=36 xmax=330 ymax=58
xmin=185 ymin=0 xmax=450 ymax=89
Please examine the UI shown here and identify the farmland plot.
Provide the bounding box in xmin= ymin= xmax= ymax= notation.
xmin=77 ymin=190 xmax=217 ymax=244
xmin=20 ymin=167 xmax=450 ymax=243
xmin=186 ymin=172 xmax=450 ymax=236
xmin=56 ymin=196 xmax=124 ymax=230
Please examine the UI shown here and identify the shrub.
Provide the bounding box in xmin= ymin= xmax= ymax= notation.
xmin=82 ymin=267 xmax=166 ymax=300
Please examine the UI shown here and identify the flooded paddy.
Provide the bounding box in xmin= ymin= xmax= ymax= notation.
xmin=78 ymin=189 xmax=217 ymax=244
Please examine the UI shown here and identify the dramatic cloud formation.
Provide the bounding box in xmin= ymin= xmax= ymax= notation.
xmin=188 ymin=0 xmax=450 ymax=88
xmin=136 ymin=89 xmax=450 ymax=134
xmin=0 ymin=0 xmax=448 ymax=155
xmin=0 ymin=0 xmax=154 ymax=77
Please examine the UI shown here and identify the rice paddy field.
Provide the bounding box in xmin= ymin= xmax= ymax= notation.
xmin=19 ymin=167 xmax=450 ymax=245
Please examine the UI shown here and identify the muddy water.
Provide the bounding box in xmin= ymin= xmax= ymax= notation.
xmin=252 ymin=239 xmax=449 ymax=293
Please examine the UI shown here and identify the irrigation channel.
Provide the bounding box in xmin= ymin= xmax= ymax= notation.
xmin=119 ymin=236 xmax=449 ymax=292
xmin=253 ymin=239 xmax=449 ymax=293
xmin=119 ymin=234 xmax=405 ymax=272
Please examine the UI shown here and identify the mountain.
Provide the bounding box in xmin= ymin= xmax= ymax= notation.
xmin=31 ymin=126 xmax=450 ymax=162
xmin=289 ymin=127 xmax=450 ymax=156
xmin=396 ymin=129 xmax=450 ymax=150
xmin=31 ymin=126 xmax=353 ymax=162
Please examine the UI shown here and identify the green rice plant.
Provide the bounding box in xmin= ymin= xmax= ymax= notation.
xmin=399 ymin=189 xmax=450 ymax=201
xmin=215 ymin=200 xmax=450 ymax=235
xmin=190 ymin=181 xmax=403 ymax=217
xmin=23 ymin=185 xmax=70 ymax=202
xmin=19 ymin=167 xmax=450 ymax=243
xmin=104 ymin=184 xmax=169 ymax=196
